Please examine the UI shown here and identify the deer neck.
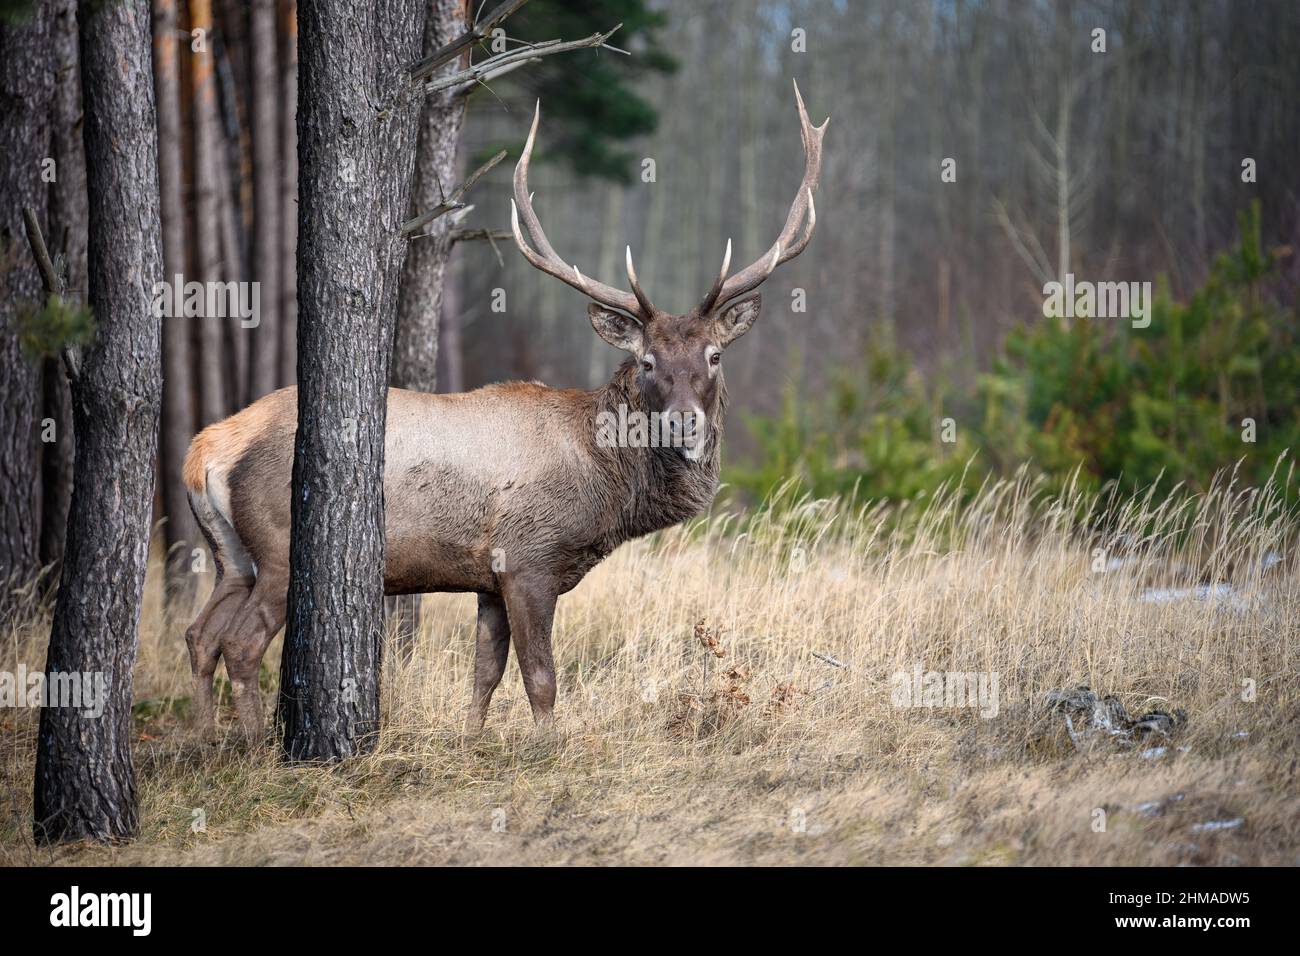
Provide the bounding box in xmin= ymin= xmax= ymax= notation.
xmin=589 ymin=360 xmax=725 ymax=541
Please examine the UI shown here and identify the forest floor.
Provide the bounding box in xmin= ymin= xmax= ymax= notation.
xmin=3 ymin=476 xmax=1298 ymax=865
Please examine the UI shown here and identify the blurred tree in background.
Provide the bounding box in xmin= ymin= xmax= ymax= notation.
xmin=977 ymin=203 xmax=1297 ymax=495
xmin=489 ymin=0 xmax=675 ymax=182
xmin=729 ymin=327 xmax=980 ymax=503
xmin=728 ymin=204 xmax=1299 ymax=504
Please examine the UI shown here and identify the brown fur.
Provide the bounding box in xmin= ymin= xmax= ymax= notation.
xmin=182 ymin=393 xmax=285 ymax=492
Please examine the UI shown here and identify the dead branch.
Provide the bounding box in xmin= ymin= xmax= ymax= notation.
xmin=450 ymin=228 xmax=512 ymax=244
xmin=451 ymin=55 xmax=540 ymax=98
xmin=21 ymin=207 xmax=62 ymax=296
xmin=407 ymin=0 xmax=530 ymax=81
xmin=992 ymin=196 xmax=1053 ymax=287
xmin=21 ymin=206 xmax=82 ymax=381
xmin=401 ymin=149 xmax=507 ymax=238
xmin=452 ymin=228 xmax=510 ymax=267
xmin=425 ymin=27 xmax=621 ymax=96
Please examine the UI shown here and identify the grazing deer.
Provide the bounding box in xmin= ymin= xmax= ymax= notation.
xmin=182 ymin=82 xmax=826 ymax=737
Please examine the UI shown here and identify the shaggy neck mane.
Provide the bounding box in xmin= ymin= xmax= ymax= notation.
xmin=586 ymin=358 xmax=726 ymax=543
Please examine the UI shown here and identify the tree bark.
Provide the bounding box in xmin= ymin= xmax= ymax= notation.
xmin=191 ymin=0 xmax=226 ymax=427
xmin=392 ymin=0 xmax=468 ymax=393
xmin=39 ymin=0 xmax=85 ymax=581
xmin=277 ymin=0 xmax=298 ymax=387
xmin=0 ymin=0 xmax=54 ymax=599
xmin=211 ymin=32 xmax=249 ymax=413
xmin=154 ymin=0 xmax=200 ymax=589
xmin=438 ymin=282 xmax=464 ymax=392
xmin=34 ymin=0 xmax=163 ymax=844
xmin=279 ymin=0 xmax=425 ymax=761
xmin=387 ymin=0 xmax=467 ymax=648
xmin=38 ymin=356 xmax=73 ymax=581
xmin=247 ymin=0 xmax=280 ymax=401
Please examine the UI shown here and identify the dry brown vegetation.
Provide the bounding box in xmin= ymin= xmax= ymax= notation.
xmin=2 ymin=469 xmax=1298 ymax=865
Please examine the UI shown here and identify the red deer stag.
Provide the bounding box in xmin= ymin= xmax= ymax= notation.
xmin=182 ymin=81 xmax=826 ymax=737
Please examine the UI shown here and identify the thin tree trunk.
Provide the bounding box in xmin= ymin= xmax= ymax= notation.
xmin=392 ymin=0 xmax=468 ymax=393
xmin=279 ymin=0 xmax=426 ymax=761
xmin=587 ymin=187 xmax=622 ymax=386
xmin=387 ymin=0 xmax=467 ymax=648
xmin=34 ymin=0 xmax=163 ymax=844
xmin=438 ymin=262 xmax=463 ymax=392
xmin=39 ymin=0 xmax=85 ymax=581
xmin=439 ymin=290 xmax=464 ymax=392
xmin=278 ymin=0 xmax=298 ymax=387
xmin=191 ymin=0 xmax=226 ymax=426
xmin=212 ymin=22 xmax=249 ymax=409
xmin=38 ymin=357 xmax=73 ymax=582
xmin=247 ymin=0 xmax=280 ymax=400
xmin=154 ymin=0 xmax=200 ymax=590
xmin=0 ymin=1 xmax=54 ymax=599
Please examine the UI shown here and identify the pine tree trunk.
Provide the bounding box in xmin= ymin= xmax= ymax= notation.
xmin=247 ymin=0 xmax=281 ymax=401
xmin=38 ymin=356 xmax=73 ymax=581
xmin=277 ymin=0 xmax=298 ymax=387
xmin=0 ymin=0 xmax=54 ymax=600
xmin=211 ymin=38 xmax=249 ymax=413
xmin=438 ymin=286 xmax=463 ymax=392
xmin=154 ymin=0 xmax=200 ymax=590
xmin=191 ymin=0 xmax=226 ymax=426
xmin=387 ymin=0 xmax=467 ymax=649
xmin=392 ymin=0 xmax=467 ymax=393
xmin=34 ymin=0 xmax=163 ymax=844
xmin=39 ymin=0 xmax=85 ymax=581
xmin=279 ymin=0 xmax=425 ymax=761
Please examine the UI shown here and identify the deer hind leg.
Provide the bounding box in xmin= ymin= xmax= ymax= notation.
xmin=186 ymin=576 xmax=252 ymax=731
xmin=186 ymin=491 xmax=256 ymax=733
xmin=215 ymin=562 xmax=288 ymax=741
xmin=468 ymin=591 xmax=511 ymax=733
xmin=500 ymin=576 xmax=559 ymax=730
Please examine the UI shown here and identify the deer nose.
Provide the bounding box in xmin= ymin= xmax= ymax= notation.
xmin=665 ymin=405 xmax=705 ymax=449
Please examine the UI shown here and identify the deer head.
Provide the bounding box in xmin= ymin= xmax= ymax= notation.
xmin=510 ymin=80 xmax=827 ymax=450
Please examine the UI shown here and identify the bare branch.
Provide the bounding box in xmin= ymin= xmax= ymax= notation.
xmin=425 ymin=26 xmax=621 ymax=95
xmin=451 ymin=228 xmax=512 ymax=244
xmin=452 ymin=228 xmax=511 ymax=266
xmin=991 ymin=197 xmax=1053 ymax=287
xmin=21 ymin=207 xmax=62 ymax=296
xmin=450 ymin=55 xmax=539 ymax=99
xmin=22 ymin=206 xmax=81 ymax=381
xmin=407 ymin=0 xmax=530 ymax=81
xmin=401 ymin=149 xmax=507 ymax=237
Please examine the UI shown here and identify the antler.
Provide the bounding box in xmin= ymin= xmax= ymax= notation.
xmin=511 ymin=102 xmax=652 ymax=318
xmin=698 ymin=79 xmax=828 ymax=315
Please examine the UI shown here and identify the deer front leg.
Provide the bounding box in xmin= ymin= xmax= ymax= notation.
xmin=468 ymin=591 xmax=511 ymax=732
xmin=500 ymin=576 xmax=559 ymax=729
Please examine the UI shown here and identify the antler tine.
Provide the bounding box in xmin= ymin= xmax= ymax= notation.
xmin=510 ymin=101 xmax=645 ymax=317
xmin=697 ymin=238 xmax=733 ymax=315
xmin=624 ymin=246 xmax=656 ymax=316
xmin=708 ymin=79 xmax=828 ymax=312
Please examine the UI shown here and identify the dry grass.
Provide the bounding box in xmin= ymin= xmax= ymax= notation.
xmin=2 ymin=466 xmax=1298 ymax=865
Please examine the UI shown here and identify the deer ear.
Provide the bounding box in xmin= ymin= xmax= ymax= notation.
xmin=588 ymin=304 xmax=645 ymax=355
xmin=714 ymin=293 xmax=761 ymax=346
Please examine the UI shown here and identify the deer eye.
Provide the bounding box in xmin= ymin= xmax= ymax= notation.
xmin=709 ymin=352 xmax=721 ymax=367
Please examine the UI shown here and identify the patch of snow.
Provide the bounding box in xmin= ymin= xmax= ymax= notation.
xmin=1191 ymin=818 xmax=1243 ymax=833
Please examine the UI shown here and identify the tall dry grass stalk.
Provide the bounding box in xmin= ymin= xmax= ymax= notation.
xmin=2 ymin=465 xmax=1297 ymax=865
